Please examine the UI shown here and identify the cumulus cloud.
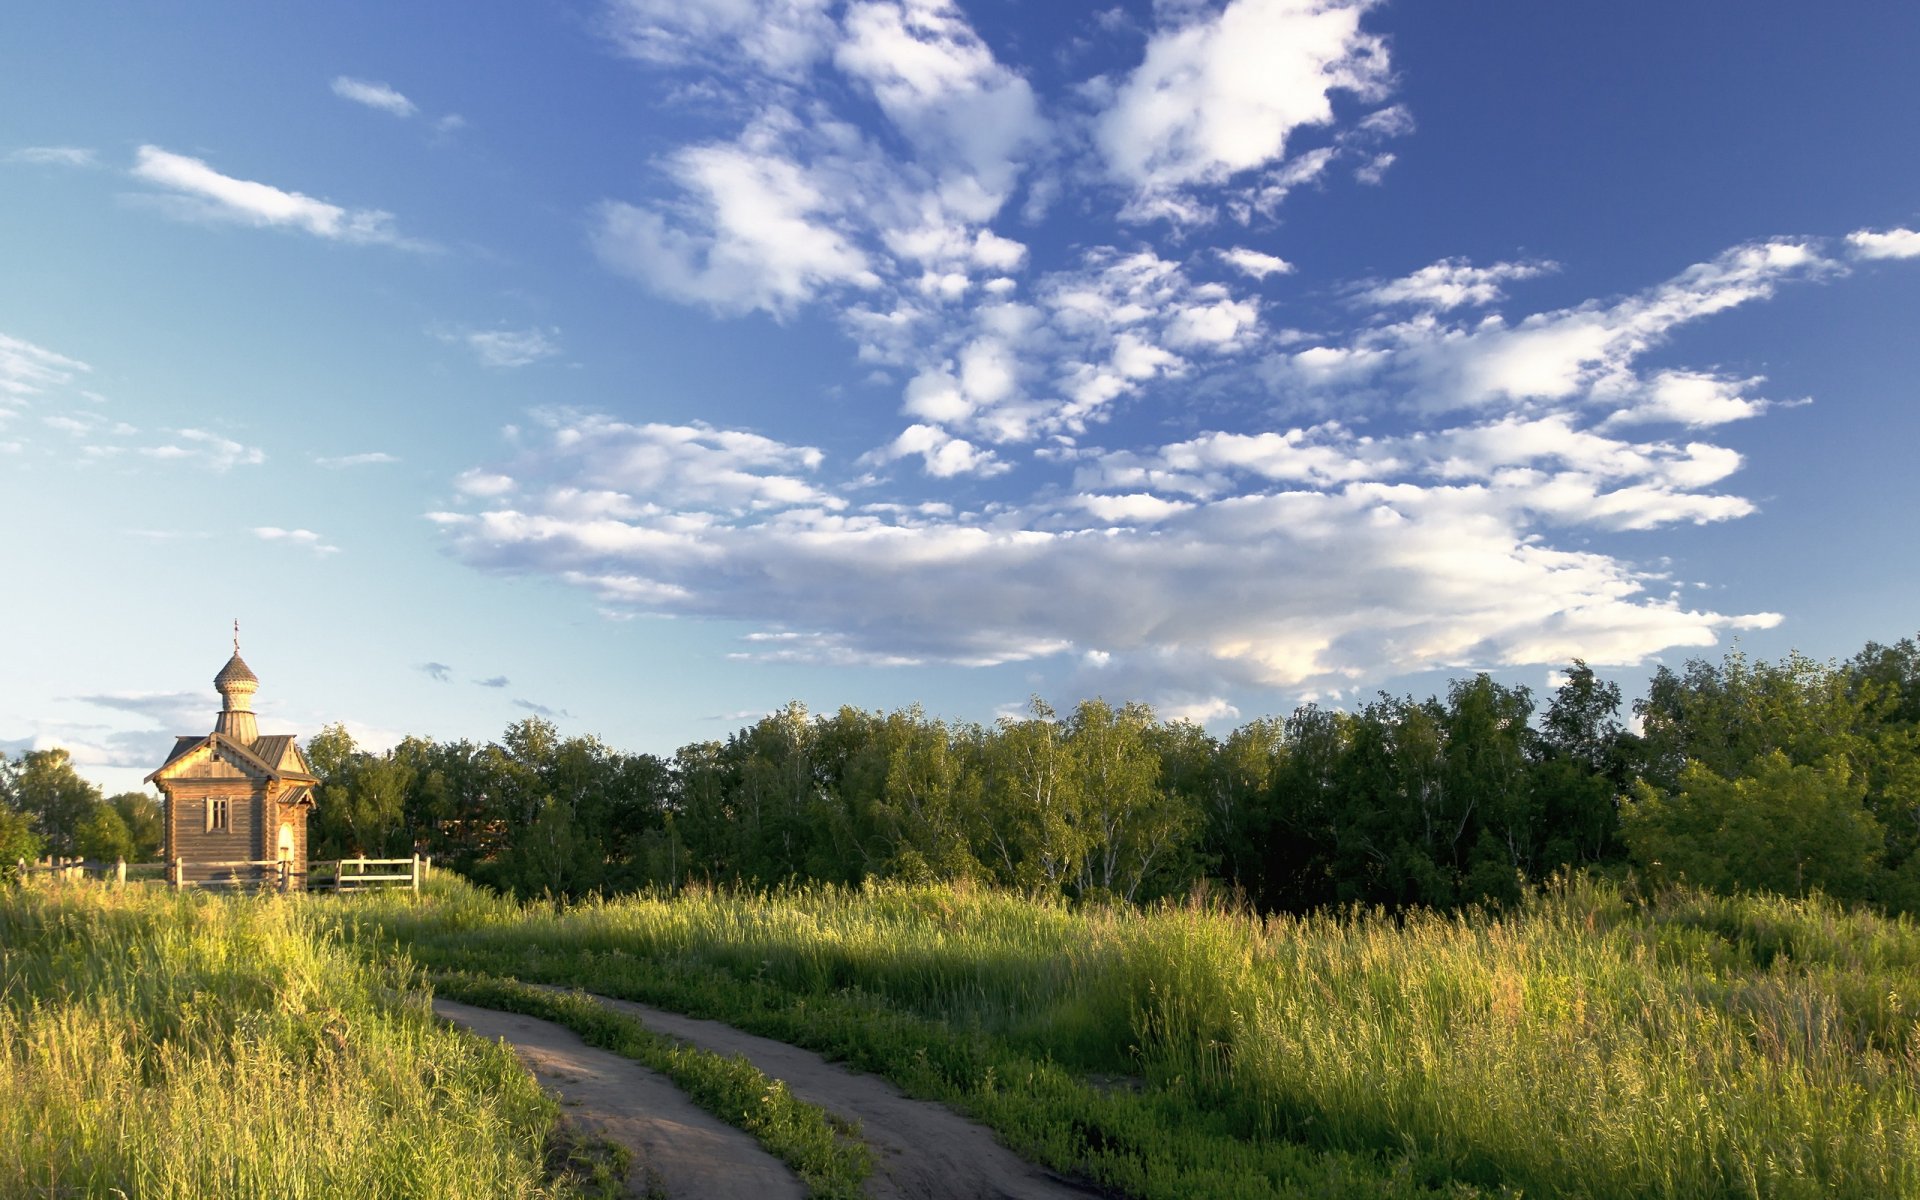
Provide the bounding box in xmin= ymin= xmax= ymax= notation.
xmin=1219 ymin=247 xmax=1294 ymax=279
xmin=547 ymin=8 xmax=1919 ymax=703
xmin=1094 ymin=0 xmax=1391 ymax=222
xmin=1359 ymin=257 xmax=1556 ymax=310
xmin=427 ymin=230 xmax=1863 ymax=698
xmin=252 ymin=526 xmax=340 ymax=555
xmin=1269 ymin=239 xmax=1833 ymax=415
xmin=865 ymin=422 xmax=1009 ymax=477
xmin=601 ymin=0 xmax=837 ymax=78
xmin=331 ymin=76 xmax=418 ymax=117
xmin=131 ymin=145 xmax=425 ymax=248
xmin=1847 ymin=227 xmax=1920 ymax=260
xmin=833 ymin=0 xmax=1046 ymax=220
xmin=592 ymin=117 xmax=881 ymax=315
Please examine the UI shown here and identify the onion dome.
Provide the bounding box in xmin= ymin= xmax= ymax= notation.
xmin=215 ymin=652 xmax=258 ymax=688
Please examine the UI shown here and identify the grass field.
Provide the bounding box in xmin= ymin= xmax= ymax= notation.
xmin=0 ymin=882 xmax=583 ymax=1199
xmin=346 ymin=874 xmax=1920 ymax=1200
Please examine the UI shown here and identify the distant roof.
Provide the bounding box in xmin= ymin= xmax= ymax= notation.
xmin=161 ymin=735 xmax=200 ymax=767
xmin=146 ymin=731 xmax=317 ymax=786
xmin=252 ymin=734 xmax=298 ymax=771
xmin=214 ymin=652 xmax=258 ymax=688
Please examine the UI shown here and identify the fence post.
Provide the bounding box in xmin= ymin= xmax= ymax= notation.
xmin=411 ymin=854 xmax=421 ymax=893
xmin=169 ymin=858 xmax=183 ymax=890
xmin=116 ymin=859 xmax=126 ymax=886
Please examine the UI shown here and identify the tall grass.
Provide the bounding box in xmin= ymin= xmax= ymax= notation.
xmin=353 ymin=874 xmax=1920 ymax=1199
xmin=0 ymin=881 xmax=573 ymax=1198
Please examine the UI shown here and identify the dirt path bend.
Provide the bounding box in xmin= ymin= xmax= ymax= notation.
xmin=433 ymin=999 xmax=805 ymax=1200
xmin=579 ymin=990 xmax=1106 ymax=1200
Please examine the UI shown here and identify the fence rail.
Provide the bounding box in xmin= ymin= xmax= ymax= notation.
xmin=11 ymin=855 xmax=432 ymax=893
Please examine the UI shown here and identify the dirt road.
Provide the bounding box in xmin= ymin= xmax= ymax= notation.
xmin=583 ymin=991 xmax=1105 ymax=1200
xmin=440 ymin=990 xmax=1108 ymax=1200
xmin=433 ymin=999 xmax=805 ymax=1200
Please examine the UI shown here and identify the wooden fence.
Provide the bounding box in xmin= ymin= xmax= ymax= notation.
xmin=11 ymin=855 xmax=432 ymax=893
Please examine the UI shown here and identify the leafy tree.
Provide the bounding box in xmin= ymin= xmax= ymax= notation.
xmin=73 ymin=804 xmax=136 ymax=863
xmin=670 ymin=740 xmax=737 ymax=882
xmin=10 ymin=748 xmax=101 ymax=856
xmin=1623 ymin=753 xmax=1882 ymax=899
xmin=0 ymin=803 xmax=40 ymax=868
xmin=108 ymin=792 xmax=164 ymax=861
xmin=979 ymin=698 xmax=1083 ymax=891
xmin=306 ymin=723 xmax=358 ymax=785
xmin=1069 ymin=700 xmax=1193 ymax=901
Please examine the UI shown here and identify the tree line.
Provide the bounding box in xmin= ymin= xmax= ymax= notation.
xmin=5 ymin=635 xmax=1917 ymax=912
xmin=0 ymin=753 xmax=161 ymax=867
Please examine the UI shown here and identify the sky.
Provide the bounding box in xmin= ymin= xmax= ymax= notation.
xmin=4 ymin=0 xmax=1918 ymax=796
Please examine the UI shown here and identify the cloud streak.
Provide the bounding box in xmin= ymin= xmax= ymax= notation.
xmin=131 ymin=146 xmax=426 ymax=248
xmin=331 ymin=76 xmax=418 ymax=117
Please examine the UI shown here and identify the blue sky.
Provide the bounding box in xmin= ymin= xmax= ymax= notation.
xmin=5 ymin=0 xmax=1917 ymax=795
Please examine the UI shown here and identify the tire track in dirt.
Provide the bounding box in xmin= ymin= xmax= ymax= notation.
xmin=578 ymin=990 xmax=1106 ymax=1200
xmin=434 ymin=999 xmax=806 ymax=1200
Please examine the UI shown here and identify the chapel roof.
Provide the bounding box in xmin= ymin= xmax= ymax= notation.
xmin=214 ymin=652 xmax=258 ymax=688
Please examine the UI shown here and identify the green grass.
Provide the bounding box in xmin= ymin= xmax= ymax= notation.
xmin=0 ymin=880 xmax=580 ymax=1198
xmin=434 ymin=970 xmax=871 ymax=1199
xmin=344 ymin=873 xmax=1920 ymax=1200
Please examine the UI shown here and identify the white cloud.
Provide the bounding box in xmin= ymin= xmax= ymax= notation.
xmin=866 ymin=422 xmax=1010 ymax=477
xmin=456 ymin=409 xmax=839 ymax=515
xmin=314 ymin=451 xmax=400 ymax=468
xmin=601 ymin=0 xmax=837 ymax=78
xmin=431 ymin=230 xmax=1843 ymax=696
xmin=833 ymin=0 xmax=1045 ymax=220
xmin=140 ymin=429 xmax=266 ymax=470
xmin=1268 ymin=238 xmax=1832 ymax=415
xmin=131 ymin=146 xmax=423 ymax=248
xmin=1072 ymin=492 xmax=1193 ymax=523
xmin=6 ymin=146 xmax=97 ymax=167
xmin=1219 ymin=247 xmax=1294 ymax=279
xmin=435 ymin=435 xmax=1776 ymax=692
xmin=1360 ymin=257 xmax=1555 ymax=310
xmin=330 ymin=76 xmax=418 ymax=117
xmin=1846 ymin=227 xmax=1920 ymax=260
xmin=0 ymin=332 xmax=89 ymax=400
xmin=1096 ymin=0 xmax=1391 ymax=221
xmin=453 ymin=327 xmax=563 ymax=369
xmin=253 ymin=526 xmax=341 ymax=556
xmin=592 ymin=116 xmax=881 ymax=315
xmin=1352 ymin=151 xmax=1395 ymax=185
xmin=1603 ymin=370 xmax=1768 ymax=428
xmin=454 ymin=468 xmax=517 ymax=498
xmin=1159 ymin=696 xmax=1241 ymax=725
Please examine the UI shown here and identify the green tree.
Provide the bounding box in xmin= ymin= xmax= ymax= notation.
xmin=1067 ymin=700 xmax=1198 ymax=901
xmin=10 ymin=748 xmax=102 ymax=857
xmin=108 ymin=792 xmax=164 ymax=861
xmin=73 ymin=804 xmax=136 ymax=863
xmin=979 ymin=698 xmax=1083 ymax=893
xmin=0 ymin=801 xmax=41 ymax=868
xmin=1622 ymin=752 xmax=1882 ymax=899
